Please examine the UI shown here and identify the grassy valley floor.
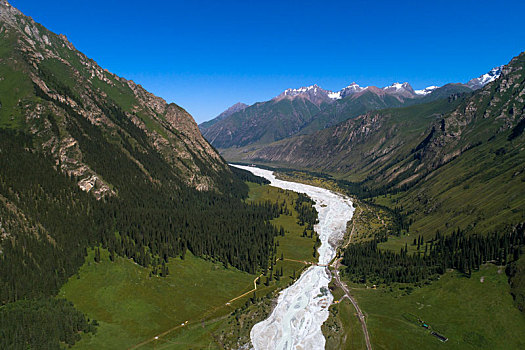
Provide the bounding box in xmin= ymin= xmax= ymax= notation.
xmin=60 ymin=250 xmax=253 ymax=349
xmin=322 ymin=281 xmax=367 ymax=350
xmin=345 ymin=264 xmax=525 ymax=349
xmin=323 ymin=255 xmax=525 ymax=350
xmin=276 ymin=170 xmax=525 ymax=350
xmin=62 ymin=182 xmax=319 ymax=349
xmin=62 ymin=175 xmax=525 ymax=349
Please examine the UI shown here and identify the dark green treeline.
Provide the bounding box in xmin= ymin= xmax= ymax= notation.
xmin=343 ymin=224 xmax=525 ymax=285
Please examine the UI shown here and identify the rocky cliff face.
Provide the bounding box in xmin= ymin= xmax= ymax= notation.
xmin=411 ymin=53 xmax=524 ymax=181
xmin=0 ymin=1 xmax=228 ymax=196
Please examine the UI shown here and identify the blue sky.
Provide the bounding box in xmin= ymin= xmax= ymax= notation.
xmin=12 ymin=0 xmax=525 ymax=123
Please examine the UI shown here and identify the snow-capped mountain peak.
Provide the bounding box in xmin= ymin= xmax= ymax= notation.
xmin=279 ymin=82 xmax=371 ymax=102
xmin=277 ymin=80 xmax=421 ymax=103
xmin=282 ymin=84 xmax=324 ymax=96
xmin=275 ymin=84 xmax=336 ymax=105
xmin=466 ymin=66 xmax=503 ymax=90
xmin=381 ymin=82 xmax=416 ymax=98
xmin=343 ymin=82 xmax=363 ymax=90
xmin=337 ymin=82 xmax=367 ymax=98
xmin=415 ymin=86 xmax=439 ymax=96
xmin=383 ymin=82 xmax=413 ymax=91
xmin=386 ymin=82 xmax=404 ymax=90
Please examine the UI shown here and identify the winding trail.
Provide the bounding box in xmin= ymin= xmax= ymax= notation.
xmin=128 ymin=321 xmax=189 ymax=350
xmin=332 ymin=258 xmax=372 ymax=350
xmin=234 ymin=165 xmax=357 ymax=350
xmin=225 ymin=274 xmax=263 ymax=305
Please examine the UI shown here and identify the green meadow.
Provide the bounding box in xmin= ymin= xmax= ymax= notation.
xmin=60 ymin=250 xmax=254 ymax=349
xmin=344 ymin=264 xmax=525 ymax=349
xmin=62 ymin=182 xmax=319 ymax=349
xmin=323 ymin=280 xmax=367 ymax=350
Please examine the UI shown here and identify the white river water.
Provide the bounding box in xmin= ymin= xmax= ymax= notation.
xmin=232 ymin=165 xmax=355 ymax=350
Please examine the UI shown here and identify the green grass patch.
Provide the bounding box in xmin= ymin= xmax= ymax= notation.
xmin=39 ymin=58 xmax=78 ymax=93
xmin=91 ymin=74 xmax=137 ymax=112
xmin=349 ymin=264 xmax=525 ymax=349
xmin=246 ymin=182 xmax=319 ymax=264
xmin=61 ymin=249 xmax=253 ymax=349
xmin=323 ymin=299 xmax=367 ymax=350
xmin=323 ymin=280 xmax=367 ymax=349
xmin=0 ymin=64 xmax=33 ymax=129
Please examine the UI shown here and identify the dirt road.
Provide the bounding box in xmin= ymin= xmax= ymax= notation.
xmin=332 ymin=258 xmax=372 ymax=350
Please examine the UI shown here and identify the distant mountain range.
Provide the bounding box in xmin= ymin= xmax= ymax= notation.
xmin=224 ymin=51 xmax=525 ymax=238
xmin=276 ymin=80 xmax=440 ymax=103
xmin=200 ymin=67 xmax=502 ymax=149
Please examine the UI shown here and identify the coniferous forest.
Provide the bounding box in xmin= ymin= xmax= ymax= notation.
xmin=0 ymin=128 xmax=280 ymax=348
xmin=294 ymin=192 xmax=319 ymax=230
xmin=0 ymin=299 xmax=98 ymax=349
xmin=342 ymin=224 xmax=525 ymax=285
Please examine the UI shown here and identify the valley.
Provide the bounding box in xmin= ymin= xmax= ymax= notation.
xmin=235 ymin=165 xmax=354 ymax=350
xmin=1 ymin=1 xmax=524 ymax=349
xmin=270 ymin=169 xmax=525 ymax=349
xmin=326 ymin=263 xmax=525 ymax=349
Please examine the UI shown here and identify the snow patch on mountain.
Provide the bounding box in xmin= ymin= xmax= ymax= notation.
xmin=338 ymin=82 xmax=366 ymax=98
xmin=383 ymin=82 xmax=414 ymax=92
xmin=415 ymin=86 xmax=439 ymax=95
xmin=385 ymin=82 xmax=405 ymax=90
xmin=282 ymin=84 xmax=325 ymax=97
xmin=467 ymin=66 xmax=503 ymax=90
xmin=327 ymin=91 xmax=342 ymax=99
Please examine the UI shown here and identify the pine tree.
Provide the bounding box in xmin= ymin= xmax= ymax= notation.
xmin=94 ymin=248 xmax=101 ymax=263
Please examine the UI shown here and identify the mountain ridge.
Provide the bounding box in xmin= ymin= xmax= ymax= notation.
xmin=200 ymin=66 xmax=502 ymax=150
xmin=199 ymin=102 xmax=248 ymax=130
xmin=0 ymin=0 xmax=229 ymax=195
